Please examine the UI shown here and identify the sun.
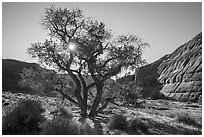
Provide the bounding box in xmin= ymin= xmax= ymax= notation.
xmin=68 ymin=42 xmax=76 ymax=51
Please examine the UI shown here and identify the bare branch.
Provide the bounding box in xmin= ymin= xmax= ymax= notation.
xmin=66 ymin=52 xmax=74 ymax=69
xmin=59 ymin=90 xmax=79 ymax=106
xmin=101 ymin=56 xmax=119 ymax=68
xmin=53 ymin=57 xmax=67 ymax=71
xmin=71 ymin=19 xmax=84 ymax=38
xmin=49 ymin=21 xmax=67 ymax=42
xmin=102 ymin=65 xmax=122 ymax=81
xmin=87 ymin=82 xmax=96 ymax=90
xmin=70 ymin=69 xmax=87 ymax=90
xmin=95 ymin=97 xmax=120 ymax=115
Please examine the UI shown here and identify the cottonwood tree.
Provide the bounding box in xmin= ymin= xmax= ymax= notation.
xmin=27 ymin=6 xmax=148 ymax=117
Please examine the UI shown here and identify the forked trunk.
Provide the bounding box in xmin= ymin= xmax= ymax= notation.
xmin=67 ymin=70 xmax=88 ymax=117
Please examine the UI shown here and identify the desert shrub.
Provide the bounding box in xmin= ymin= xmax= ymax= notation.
xmin=130 ymin=118 xmax=149 ymax=134
xmin=108 ymin=114 xmax=128 ymax=131
xmin=119 ymin=82 xmax=142 ymax=106
xmin=77 ymin=118 xmax=99 ymax=135
xmin=41 ymin=116 xmax=77 ymax=135
xmin=41 ymin=116 xmax=98 ymax=135
xmin=2 ymin=99 xmax=45 ymax=135
xmin=176 ymin=113 xmax=201 ymax=128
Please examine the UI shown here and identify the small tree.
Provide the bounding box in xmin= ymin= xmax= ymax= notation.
xmin=119 ymin=81 xmax=143 ymax=106
xmin=26 ymin=6 xmax=148 ymax=117
xmin=19 ymin=67 xmax=77 ymax=104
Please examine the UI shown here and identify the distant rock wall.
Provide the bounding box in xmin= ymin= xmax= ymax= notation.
xmin=134 ymin=33 xmax=202 ymax=103
xmin=158 ymin=33 xmax=202 ymax=103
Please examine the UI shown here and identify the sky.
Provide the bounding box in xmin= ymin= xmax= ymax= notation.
xmin=2 ymin=2 xmax=202 ymax=64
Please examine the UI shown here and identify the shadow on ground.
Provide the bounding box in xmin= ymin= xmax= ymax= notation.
xmin=141 ymin=118 xmax=202 ymax=135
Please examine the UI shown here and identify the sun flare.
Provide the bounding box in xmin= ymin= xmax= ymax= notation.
xmin=68 ymin=42 xmax=76 ymax=51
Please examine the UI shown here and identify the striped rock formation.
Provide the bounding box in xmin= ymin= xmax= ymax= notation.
xmin=135 ymin=32 xmax=202 ymax=103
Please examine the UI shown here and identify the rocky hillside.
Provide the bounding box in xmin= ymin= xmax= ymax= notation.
xmin=158 ymin=33 xmax=202 ymax=103
xmin=2 ymin=59 xmax=39 ymax=93
xmin=128 ymin=33 xmax=202 ymax=103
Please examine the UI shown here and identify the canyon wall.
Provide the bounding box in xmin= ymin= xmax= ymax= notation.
xmin=135 ymin=33 xmax=202 ymax=103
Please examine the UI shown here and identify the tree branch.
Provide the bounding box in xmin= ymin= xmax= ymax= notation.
xmin=50 ymin=21 xmax=67 ymax=42
xmin=95 ymin=100 xmax=109 ymax=115
xmin=59 ymin=90 xmax=79 ymax=106
xmin=66 ymin=52 xmax=74 ymax=69
xmin=64 ymin=15 xmax=71 ymax=39
xmin=70 ymin=69 xmax=87 ymax=89
xmin=53 ymin=58 xmax=67 ymax=71
xmin=102 ymin=65 xmax=122 ymax=81
xmin=87 ymin=82 xmax=96 ymax=90
xmin=70 ymin=69 xmax=88 ymax=96
xmin=109 ymin=100 xmax=121 ymax=106
xmin=43 ymin=42 xmax=67 ymax=71
xmin=101 ymin=56 xmax=119 ymax=68
xmin=88 ymin=64 xmax=98 ymax=82
xmin=95 ymin=97 xmax=120 ymax=115
xmin=70 ymin=19 xmax=84 ymax=38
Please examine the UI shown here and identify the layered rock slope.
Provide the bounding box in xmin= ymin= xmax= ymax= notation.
xmin=135 ymin=32 xmax=202 ymax=103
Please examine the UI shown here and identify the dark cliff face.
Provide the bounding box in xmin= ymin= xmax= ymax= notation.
xmin=134 ymin=32 xmax=202 ymax=103
xmin=135 ymin=54 xmax=169 ymax=97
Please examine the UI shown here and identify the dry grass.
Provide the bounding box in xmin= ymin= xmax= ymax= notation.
xmin=176 ymin=112 xmax=202 ymax=128
xmin=103 ymin=99 xmax=202 ymax=135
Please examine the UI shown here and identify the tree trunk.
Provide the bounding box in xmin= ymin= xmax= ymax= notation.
xmin=78 ymin=73 xmax=88 ymax=117
xmin=88 ymin=82 xmax=104 ymax=117
xmin=80 ymin=105 xmax=87 ymax=117
xmin=67 ymin=70 xmax=87 ymax=117
xmin=83 ymin=88 xmax=88 ymax=117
